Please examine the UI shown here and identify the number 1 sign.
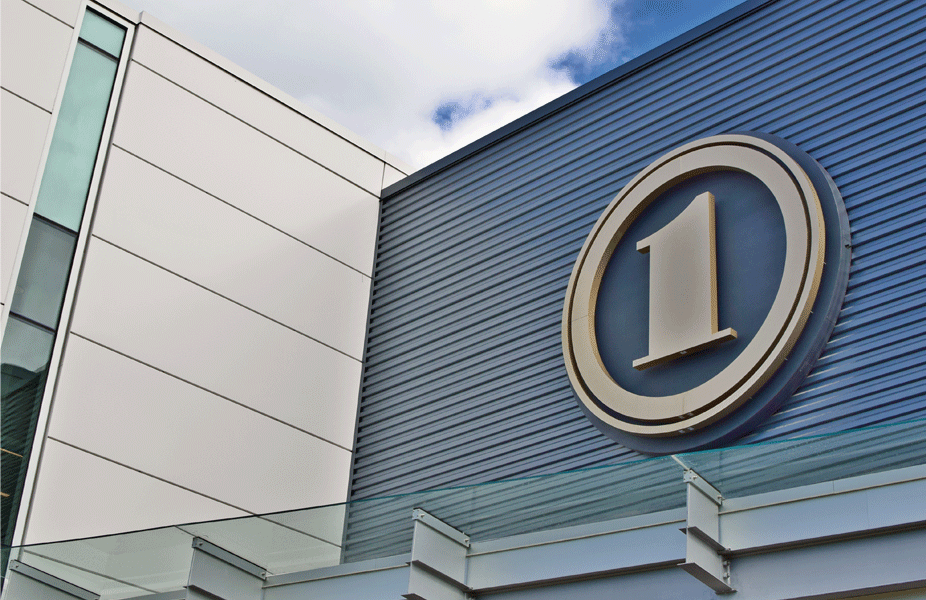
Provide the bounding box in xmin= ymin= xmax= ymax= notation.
xmin=562 ymin=134 xmax=851 ymax=454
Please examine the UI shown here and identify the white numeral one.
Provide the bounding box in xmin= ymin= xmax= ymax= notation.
xmin=632 ymin=192 xmax=737 ymax=370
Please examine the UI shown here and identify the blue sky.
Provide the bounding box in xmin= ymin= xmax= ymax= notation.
xmin=121 ymin=0 xmax=746 ymax=168
xmin=554 ymin=0 xmax=745 ymax=84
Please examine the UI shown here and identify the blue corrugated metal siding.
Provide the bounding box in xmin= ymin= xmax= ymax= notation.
xmin=351 ymin=0 xmax=926 ymax=518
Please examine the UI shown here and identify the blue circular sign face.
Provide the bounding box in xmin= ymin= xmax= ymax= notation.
xmin=562 ymin=134 xmax=851 ymax=454
xmin=596 ymin=170 xmax=786 ymax=399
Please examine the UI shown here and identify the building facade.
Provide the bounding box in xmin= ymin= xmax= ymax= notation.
xmin=2 ymin=0 xmax=926 ymax=598
xmin=1 ymin=0 xmax=411 ymax=555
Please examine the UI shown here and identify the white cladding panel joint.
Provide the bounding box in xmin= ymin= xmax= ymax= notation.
xmin=0 ymin=0 xmax=77 ymax=110
xmin=111 ymin=55 xmax=380 ymax=275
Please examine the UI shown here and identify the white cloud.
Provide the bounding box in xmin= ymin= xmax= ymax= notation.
xmin=122 ymin=0 xmax=622 ymax=168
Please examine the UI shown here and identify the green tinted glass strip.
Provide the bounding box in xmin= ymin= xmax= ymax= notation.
xmin=9 ymin=220 xmax=78 ymax=330
xmin=33 ymin=42 xmax=118 ymax=232
xmin=79 ymin=10 xmax=125 ymax=57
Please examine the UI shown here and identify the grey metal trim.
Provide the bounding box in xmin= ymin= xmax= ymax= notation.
xmin=727 ymin=529 xmax=926 ymax=600
xmin=381 ymin=0 xmax=777 ymax=198
xmin=407 ymin=509 xmax=471 ymax=597
xmin=468 ymin=508 xmax=686 ymax=556
xmin=404 ymin=562 xmax=469 ymax=600
xmin=191 ymin=537 xmax=266 ymax=579
xmin=683 ymin=470 xmax=723 ymax=506
xmin=263 ymin=466 xmax=926 ymax=598
xmin=681 ymin=471 xmax=733 ymax=593
xmin=118 ymin=591 xmax=186 ymax=600
xmin=7 ymin=561 xmax=99 ymax=600
xmin=467 ymin=523 xmax=687 ymax=592
xmin=263 ymin=554 xmax=411 ymax=588
xmin=412 ymin=508 xmax=470 ymax=547
xmin=720 ymin=463 xmax=926 ymax=516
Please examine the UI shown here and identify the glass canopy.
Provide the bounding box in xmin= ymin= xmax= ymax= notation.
xmin=4 ymin=417 xmax=924 ymax=599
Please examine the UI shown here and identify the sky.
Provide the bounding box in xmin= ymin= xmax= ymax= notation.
xmin=119 ymin=0 xmax=745 ymax=169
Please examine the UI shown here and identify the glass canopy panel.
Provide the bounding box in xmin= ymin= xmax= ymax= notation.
xmin=18 ymin=528 xmax=194 ymax=598
xmin=79 ymin=11 xmax=126 ymax=57
xmin=181 ymin=515 xmax=343 ymax=576
xmin=3 ymin=418 xmax=924 ymax=599
xmin=34 ymin=43 xmax=118 ymax=232
xmin=678 ymin=419 xmax=926 ymax=499
xmin=343 ymin=453 xmax=685 ymax=562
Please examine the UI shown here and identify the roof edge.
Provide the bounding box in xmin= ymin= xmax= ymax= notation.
xmin=382 ymin=0 xmax=777 ymax=199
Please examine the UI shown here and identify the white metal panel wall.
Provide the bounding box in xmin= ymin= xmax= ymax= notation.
xmin=24 ymin=440 xmax=248 ymax=543
xmin=21 ymin=10 xmax=401 ymax=544
xmin=1 ymin=196 xmax=29 ymax=303
xmin=111 ymin=50 xmax=380 ymax=275
xmin=68 ymin=239 xmax=362 ymax=448
xmin=48 ymin=335 xmax=353 ymax=516
xmin=0 ymin=0 xmax=75 ymax=111
xmin=0 ymin=90 xmax=50 ymax=212
xmin=18 ymin=0 xmax=81 ymax=27
xmin=93 ymin=148 xmax=372 ymax=359
xmin=130 ymin=24 xmax=388 ymax=197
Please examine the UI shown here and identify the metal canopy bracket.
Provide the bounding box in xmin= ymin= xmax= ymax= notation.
xmin=404 ymin=508 xmax=472 ymax=600
xmin=187 ymin=537 xmax=266 ymax=600
xmin=3 ymin=561 xmax=99 ymax=600
xmin=680 ymin=469 xmax=735 ymax=594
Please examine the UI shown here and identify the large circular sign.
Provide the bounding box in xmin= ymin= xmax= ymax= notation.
xmin=562 ymin=134 xmax=850 ymax=454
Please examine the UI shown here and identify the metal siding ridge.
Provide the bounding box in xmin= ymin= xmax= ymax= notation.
xmin=359 ymin=356 xmax=568 ymax=434
xmin=851 ymin=194 xmax=926 ymax=241
xmin=356 ymin=407 xmax=597 ymax=475
xmin=355 ymin=389 xmax=583 ymax=463
xmin=850 ymin=241 xmax=926 ymax=284
xmin=370 ymin=238 xmax=581 ymax=330
xmin=838 ymin=279 xmax=926 ymax=322
xmin=365 ymin=281 xmax=570 ymax=376
xmin=821 ymin=318 xmax=926 ymax=363
xmin=360 ymin=351 xmax=569 ymax=423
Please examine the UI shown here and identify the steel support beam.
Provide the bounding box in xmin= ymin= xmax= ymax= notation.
xmin=679 ymin=469 xmax=734 ymax=594
xmin=186 ymin=537 xmax=265 ymax=600
xmin=403 ymin=508 xmax=471 ymax=600
xmin=2 ymin=561 xmax=99 ymax=600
